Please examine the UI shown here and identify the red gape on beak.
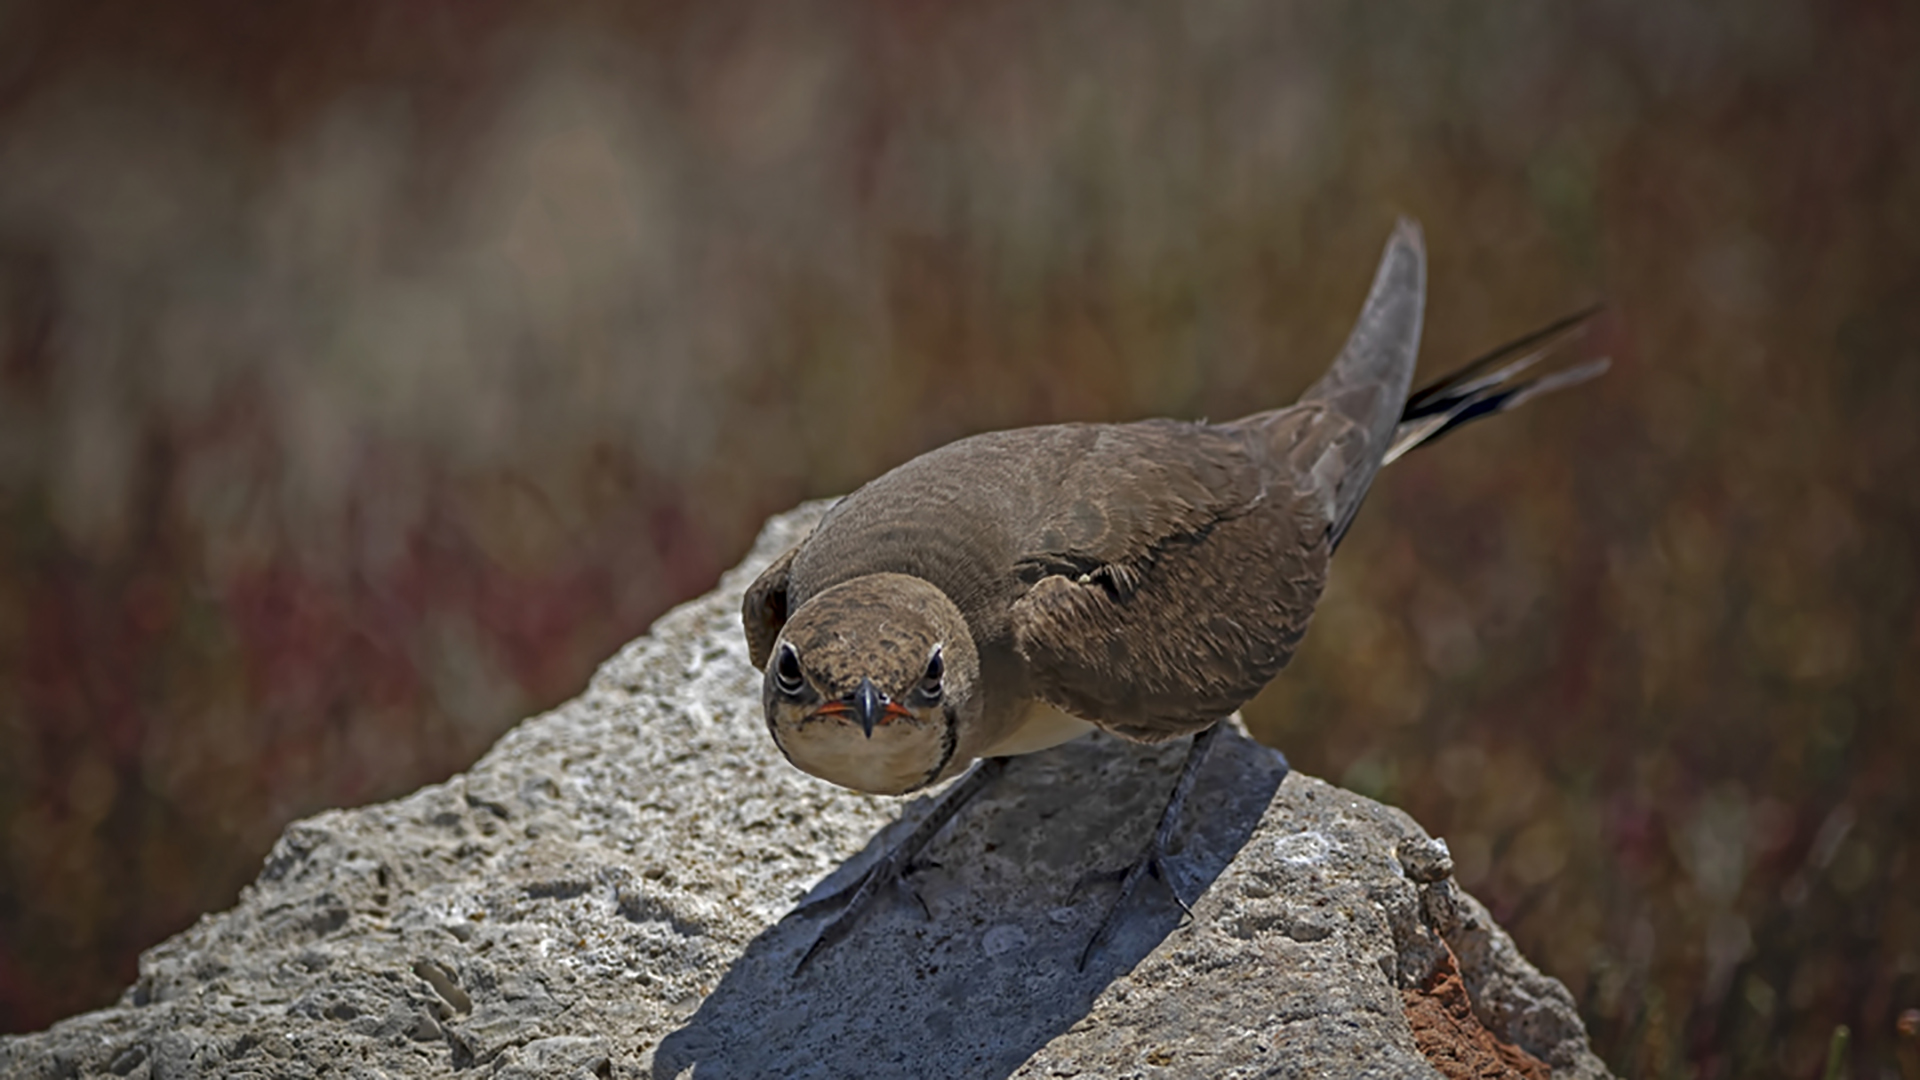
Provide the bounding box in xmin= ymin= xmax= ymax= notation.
xmin=808 ymin=677 xmax=916 ymax=735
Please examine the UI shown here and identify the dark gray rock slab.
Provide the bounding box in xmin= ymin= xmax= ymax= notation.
xmin=0 ymin=502 xmax=1612 ymax=1080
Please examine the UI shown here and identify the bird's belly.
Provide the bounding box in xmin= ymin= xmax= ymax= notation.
xmin=980 ymin=700 xmax=1097 ymax=757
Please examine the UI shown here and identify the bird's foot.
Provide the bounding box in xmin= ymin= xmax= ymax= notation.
xmin=792 ymin=856 xmax=930 ymax=919
xmin=1076 ymin=843 xmax=1202 ymax=969
xmin=792 ymin=758 xmax=1007 ymax=975
xmin=792 ymin=852 xmax=913 ymax=974
xmin=1075 ymin=723 xmax=1222 ymax=971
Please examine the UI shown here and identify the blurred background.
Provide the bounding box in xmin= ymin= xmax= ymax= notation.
xmin=0 ymin=1 xmax=1915 ymax=1075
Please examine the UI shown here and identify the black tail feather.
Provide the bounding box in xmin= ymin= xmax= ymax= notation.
xmin=1401 ymin=304 xmax=1602 ymax=419
xmin=1384 ymin=306 xmax=1608 ymax=466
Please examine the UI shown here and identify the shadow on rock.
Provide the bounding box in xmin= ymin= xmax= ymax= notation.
xmin=651 ymin=726 xmax=1288 ymax=1079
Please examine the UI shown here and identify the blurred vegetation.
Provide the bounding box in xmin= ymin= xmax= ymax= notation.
xmin=1 ymin=2 xmax=1916 ymax=1075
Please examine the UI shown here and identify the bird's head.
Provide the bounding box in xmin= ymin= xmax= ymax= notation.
xmin=762 ymin=573 xmax=980 ymax=796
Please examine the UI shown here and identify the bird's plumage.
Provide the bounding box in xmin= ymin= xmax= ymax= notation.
xmin=744 ymin=218 xmax=1603 ymax=796
xmin=1297 ymin=217 xmax=1426 ymax=542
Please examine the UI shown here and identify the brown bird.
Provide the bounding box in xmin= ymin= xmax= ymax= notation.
xmin=742 ymin=219 xmax=1606 ymax=971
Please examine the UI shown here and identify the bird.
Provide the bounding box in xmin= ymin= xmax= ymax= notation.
xmin=741 ymin=218 xmax=1607 ymax=972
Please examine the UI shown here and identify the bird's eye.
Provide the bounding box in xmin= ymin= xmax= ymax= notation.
xmin=773 ymin=645 xmax=805 ymax=696
xmin=918 ymin=646 xmax=944 ymax=702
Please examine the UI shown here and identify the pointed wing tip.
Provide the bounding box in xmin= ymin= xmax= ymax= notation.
xmin=1354 ymin=216 xmax=1425 ymax=314
xmin=1380 ymin=217 xmax=1427 ymax=294
xmin=1391 ymin=216 xmax=1425 ymax=252
xmin=1381 ymin=218 xmax=1426 ymax=275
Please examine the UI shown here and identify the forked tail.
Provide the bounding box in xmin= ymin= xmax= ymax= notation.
xmin=1383 ymin=306 xmax=1610 ymax=466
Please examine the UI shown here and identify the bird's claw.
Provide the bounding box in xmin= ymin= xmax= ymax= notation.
xmin=1068 ymin=864 xmax=1127 ymax=904
xmin=1076 ymin=724 xmax=1221 ymax=971
xmin=793 ymin=846 xmax=914 ymax=974
xmin=794 ymin=862 xmax=938 ymax=973
xmin=792 ymin=854 xmax=937 ymax=921
xmin=791 ymin=757 xmax=1009 ymax=975
xmin=896 ymin=875 xmax=935 ymax=921
xmin=1076 ymin=847 xmax=1199 ymax=970
xmin=791 ymin=866 xmax=870 ymax=920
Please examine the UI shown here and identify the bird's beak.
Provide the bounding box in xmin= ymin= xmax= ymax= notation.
xmin=848 ymin=677 xmax=884 ymax=738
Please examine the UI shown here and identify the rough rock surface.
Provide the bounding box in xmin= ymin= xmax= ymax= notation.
xmin=1 ymin=503 xmax=1613 ymax=1080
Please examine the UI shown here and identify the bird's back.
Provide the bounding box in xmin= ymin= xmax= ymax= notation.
xmin=768 ymin=220 xmax=1429 ymax=741
xmin=784 ymin=218 xmax=1428 ymax=629
xmin=786 ymin=419 xmax=1277 ymax=624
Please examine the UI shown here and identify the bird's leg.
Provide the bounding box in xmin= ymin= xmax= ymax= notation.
xmin=1078 ymin=722 xmax=1221 ymax=970
xmin=794 ymin=756 xmax=1010 ymax=973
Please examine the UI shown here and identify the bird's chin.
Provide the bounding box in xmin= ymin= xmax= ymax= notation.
xmin=779 ymin=723 xmax=944 ymax=797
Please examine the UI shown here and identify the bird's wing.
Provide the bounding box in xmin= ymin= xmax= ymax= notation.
xmin=1007 ymin=220 xmax=1428 ymax=741
xmin=742 ymin=544 xmax=799 ymax=671
xmin=1006 ymin=416 xmax=1335 ymax=742
xmin=1291 ymin=218 xmax=1425 ymax=546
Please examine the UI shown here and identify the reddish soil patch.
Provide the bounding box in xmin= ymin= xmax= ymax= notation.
xmin=1402 ymin=948 xmax=1550 ymax=1080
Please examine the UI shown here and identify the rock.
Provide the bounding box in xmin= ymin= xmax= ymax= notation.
xmin=0 ymin=502 xmax=1613 ymax=1080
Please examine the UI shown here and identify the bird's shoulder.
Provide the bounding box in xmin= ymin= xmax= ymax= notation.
xmin=782 ymin=418 xmax=1256 ymax=603
xmin=1006 ymin=418 xmax=1261 ymax=575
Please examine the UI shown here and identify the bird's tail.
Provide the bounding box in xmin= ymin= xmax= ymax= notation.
xmin=1382 ymin=306 xmax=1610 ymax=467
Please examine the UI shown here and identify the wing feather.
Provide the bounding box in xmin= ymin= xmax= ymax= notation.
xmin=741 ymin=545 xmax=798 ymax=671
xmin=1006 ymin=419 xmax=1333 ymax=741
